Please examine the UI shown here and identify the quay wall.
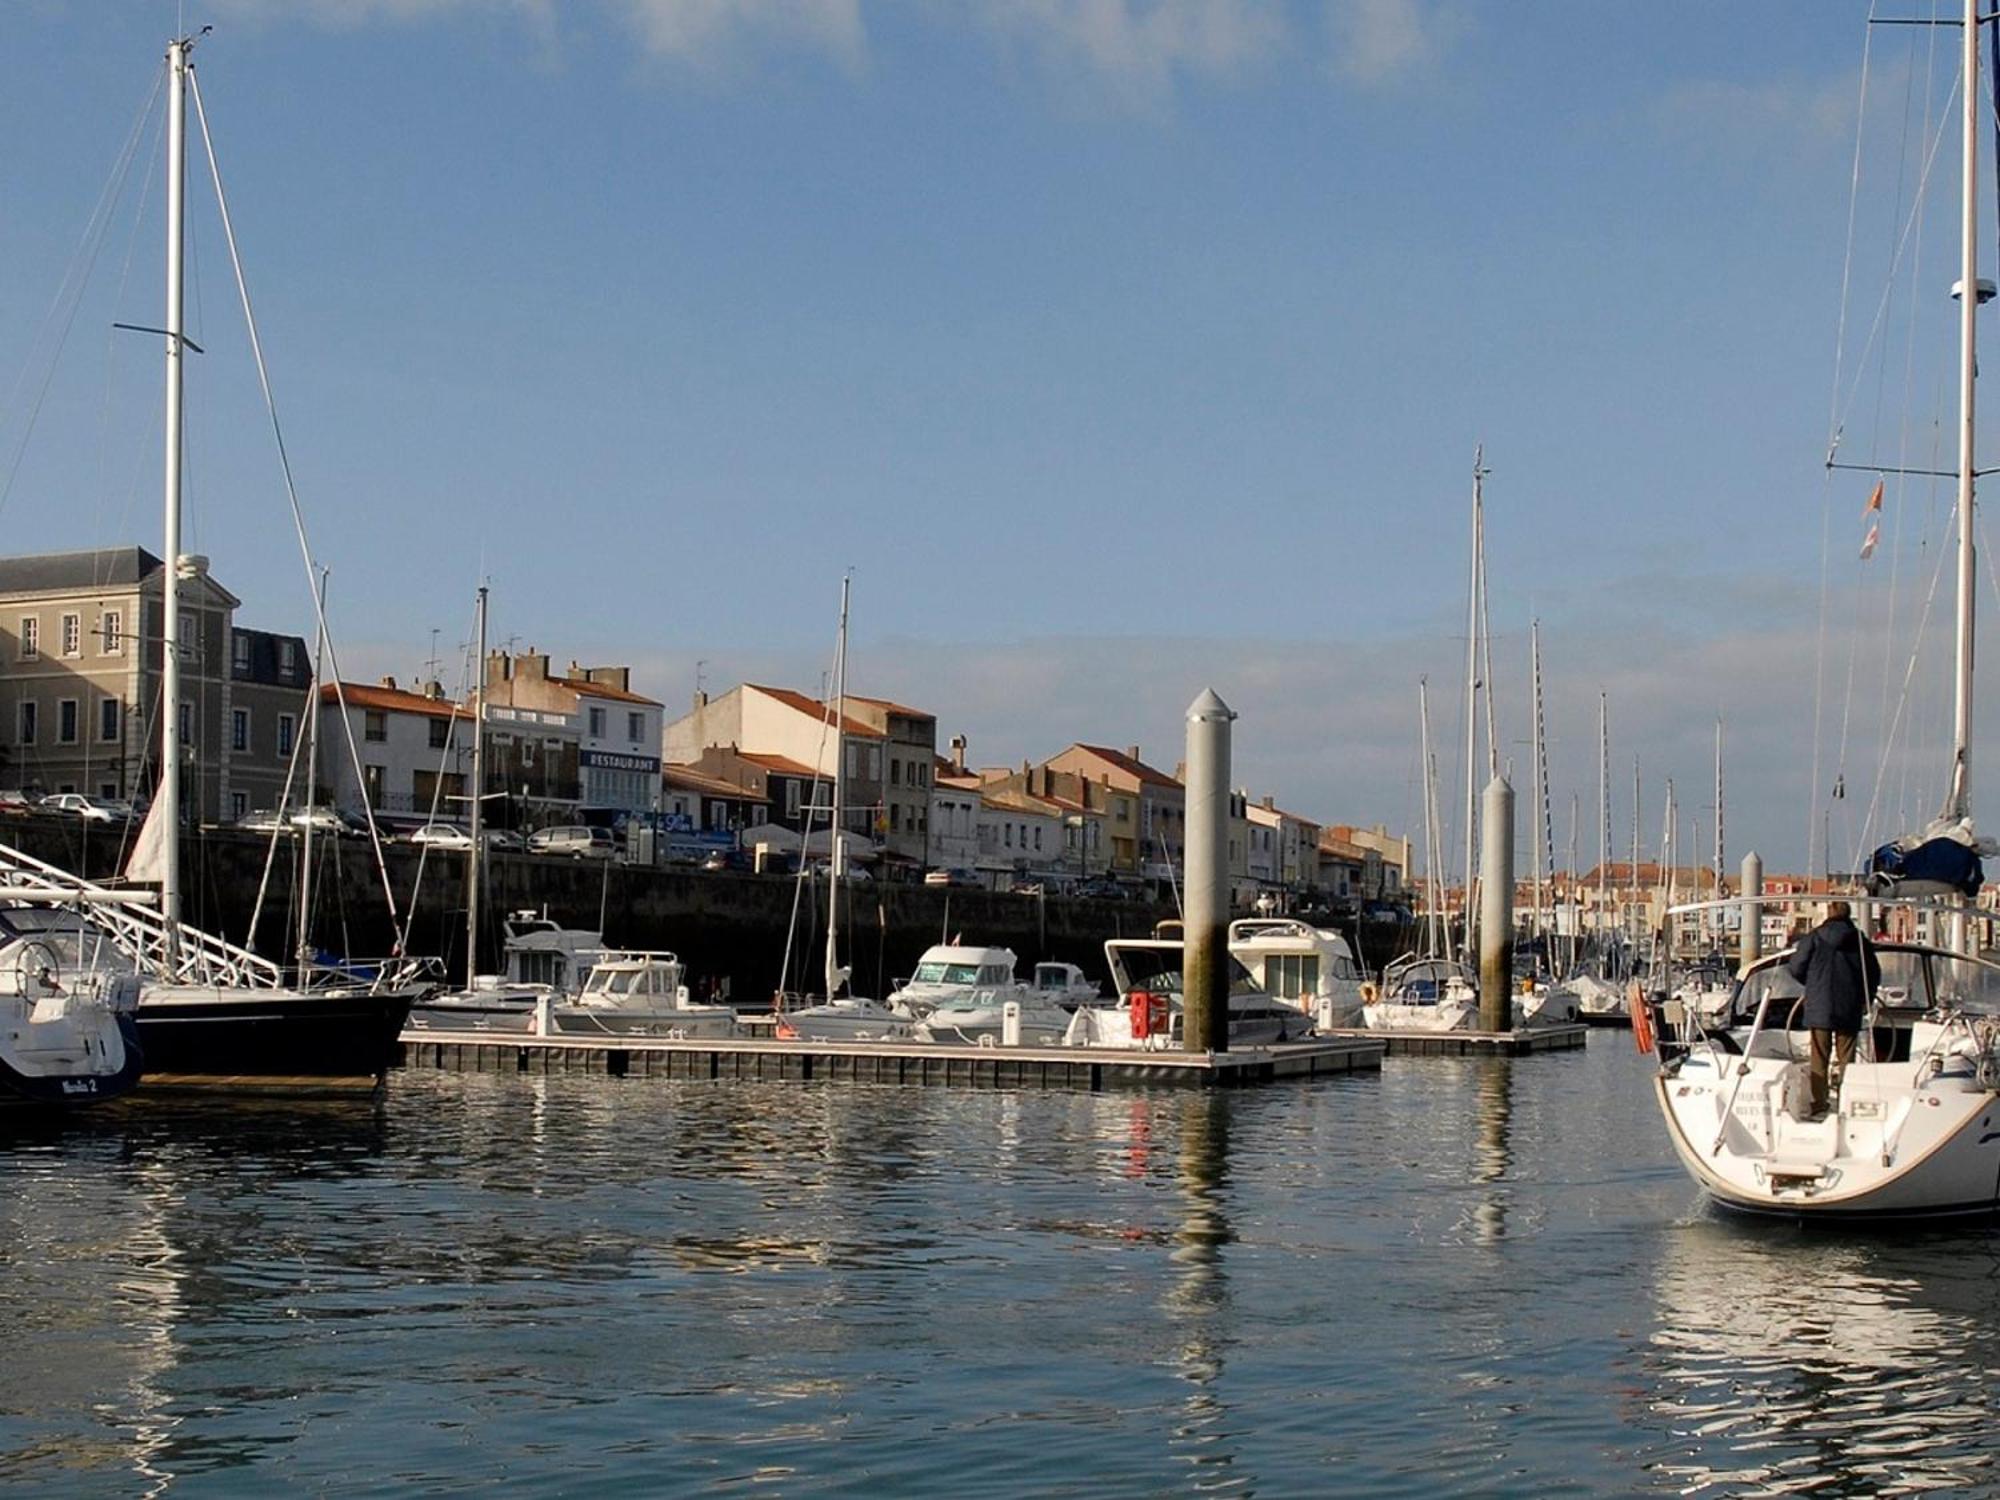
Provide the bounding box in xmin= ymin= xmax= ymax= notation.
xmin=0 ymin=817 xmax=1416 ymax=1004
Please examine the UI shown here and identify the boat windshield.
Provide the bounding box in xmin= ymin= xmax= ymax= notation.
xmin=1112 ymin=946 xmax=1263 ymax=999
xmin=912 ymin=962 xmax=982 ymax=985
xmin=1735 ymin=947 xmax=2000 ymax=1020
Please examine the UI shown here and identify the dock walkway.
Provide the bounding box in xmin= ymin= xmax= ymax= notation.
xmin=1326 ymin=1023 xmax=1589 ymax=1057
xmin=398 ymin=1030 xmax=1386 ymax=1091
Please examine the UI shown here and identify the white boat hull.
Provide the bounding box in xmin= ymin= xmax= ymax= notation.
xmin=777 ymin=999 xmax=914 ymax=1042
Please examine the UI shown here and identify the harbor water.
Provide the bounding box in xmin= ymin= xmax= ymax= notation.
xmin=3 ymin=1037 xmax=1998 ymax=1496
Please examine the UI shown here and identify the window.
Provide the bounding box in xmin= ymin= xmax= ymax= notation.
xmin=891 ymin=803 xmax=901 ymax=831
xmin=1004 ymin=824 xmax=1013 ymax=848
xmin=277 ymin=714 xmax=296 ymax=758
xmin=232 ymin=633 xmax=252 ymax=674
xmin=1033 ymin=827 xmax=1042 ymax=851
xmin=362 ymin=764 xmax=385 ymax=805
xmin=230 ymin=791 xmax=248 ymax=821
xmin=18 ymin=701 xmax=36 ymax=745
xmin=178 ymin=700 xmax=193 ymax=745
xmin=429 ymin=718 xmax=449 ymax=750
xmin=278 ymin=639 xmax=297 ymax=676
xmin=102 ymin=611 xmax=122 ymax=655
xmin=364 ymin=710 xmax=387 ymax=743
xmin=100 ymin=698 xmax=121 ymax=744
xmin=890 ymin=760 xmax=901 ymax=786
xmin=589 ymin=706 xmax=607 ymax=738
xmin=101 ymin=783 xmax=117 ymax=800
xmin=231 ymin=707 xmax=249 ymax=753
xmin=627 ymin=711 xmax=643 ymax=743
xmin=60 ymin=613 xmax=80 ymax=656
xmin=57 ymin=699 xmax=77 ymax=744
xmin=178 ymin=611 xmax=195 ymax=653
xmin=786 ymin=780 xmax=802 ymax=818
xmin=18 ymin=617 xmax=37 ymax=659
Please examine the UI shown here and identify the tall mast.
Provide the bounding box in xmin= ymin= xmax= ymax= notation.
xmin=1420 ymin=679 xmax=1442 ymax=958
xmin=466 ymin=584 xmax=488 ymax=983
xmin=1462 ymin=446 xmax=1487 ymax=952
xmin=823 ymin=576 xmax=851 ymax=1000
xmin=1630 ymin=757 xmax=1641 ymax=947
xmin=1948 ymin=0 xmax=1981 ymax=822
xmin=158 ymin=35 xmax=192 ymax=964
xmin=296 ymin=567 xmax=328 ymax=977
xmin=1713 ymin=717 xmax=1725 ymax=897
xmin=1597 ymin=693 xmax=1609 ymax=937
xmin=1530 ymin=620 xmax=1545 ymax=940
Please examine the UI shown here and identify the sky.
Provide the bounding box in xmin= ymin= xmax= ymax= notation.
xmin=0 ymin=0 xmax=1987 ymax=878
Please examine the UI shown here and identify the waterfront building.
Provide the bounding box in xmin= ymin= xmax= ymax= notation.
xmin=666 ymin=684 xmax=886 ymax=845
xmin=0 ymin=546 xmax=305 ymax=822
xmin=930 ymin=742 xmax=982 ymax=875
xmin=1248 ymin=797 xmax=1324 ymax=896
xmin=662 ymin=764 xmax=770 ymax=835
xmin=1042 ymin=743 xmax=1184 ymax=883
xmin=317 ymin=677 xmax=467 ymax=820
xmin=843 ymin=695 xmax=937 ymax=867
xmin=974 ymin=783 xmax=1065 ymax=888
xmin=674 ymin=748 xmax=820 ymax=832
xmin=485 ymin=651 xmax=660 ymax=816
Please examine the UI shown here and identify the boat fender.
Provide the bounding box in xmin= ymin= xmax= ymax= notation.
xmin=1629 ymin=984 xmax=1655 ymax=1054
xmin=1360 ymin=982 xmax=1379 ymax=1005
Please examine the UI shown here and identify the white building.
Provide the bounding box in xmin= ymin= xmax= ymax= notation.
xmin=930 ymin=765 xmax=982 ymax=873
xmin=317 ymin=678 xmax=469 ymax=819
xmin=484 ymin=652 xmax=661 ymax=816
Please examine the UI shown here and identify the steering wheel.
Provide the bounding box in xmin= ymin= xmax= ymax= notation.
xmin=13 ymin=939 xmax=62 ymax=1000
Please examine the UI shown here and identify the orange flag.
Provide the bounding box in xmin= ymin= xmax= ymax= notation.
xmin=1864 ymin=477 xmax=1884 ymax=516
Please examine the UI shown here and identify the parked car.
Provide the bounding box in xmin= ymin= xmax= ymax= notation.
xmin=528 ymin=825 xmax=616 ymax=860
xmin=290 ymin=807 xmax=371 ymax=837
xmin=233 ymin=808 xmax=293 ymax=835
xmin=1074 ymin=876 xmax=1133 ymax=902
xmin=699 ymin=848 xmax=753 ymax=873
xmin=483 ymin=829 xmax=526 ymax=852
xmin=40 ymin=793 xmax=132 ymax=824
xmin=923 ymin=867 xmax=978 ymax=889
xmin=408 ymin=823 xmax=473 ymax=850
xmin=0 ymin=789 xmax=35 ymax=813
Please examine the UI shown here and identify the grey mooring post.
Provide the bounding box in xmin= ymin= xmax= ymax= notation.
xmin=1184 ymin=688 xmax=1235 ymax=1053
xmin=1740 ymin=851 xmax=1763 ymax=970
xmin=1479 ymin=775 xmax=1515 ymax=1033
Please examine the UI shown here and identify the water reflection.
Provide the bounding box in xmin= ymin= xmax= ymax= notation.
xmin=1642 ymin=1217 xmax=2000 ymax=1495
xmin=1470 ymin=1059 xmax=1514 ymax=1244
xmin=1163 ymin=1091 xmax=1243 ymax=1493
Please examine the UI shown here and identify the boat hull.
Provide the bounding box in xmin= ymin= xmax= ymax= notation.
xmin=548 ymin=1008 xmax=740 ymax=1040
xmin=406 ymin=995 xmax=538 ymax=1034
xmin=0 ymin=1014 xmax=144 ymax=1107
xmin=135 ymin=984 xmax=418 ymax=1083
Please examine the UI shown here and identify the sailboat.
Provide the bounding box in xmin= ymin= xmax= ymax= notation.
xmin=774 ymin=579 xmax=914 ymax=1043
xmin=1646 ymin=0 xmax=2000 ymax=1219
xmin=56 ymin=35 xmax=424 ymax=1089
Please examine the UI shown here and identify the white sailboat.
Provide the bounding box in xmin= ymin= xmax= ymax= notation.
xmin=104 ymin=35 xmax=425 ymax=1086
xmin=775 ymin=579 xmax=914 ymax=1043
xmin=1647 ymin=1 xmax=2000 ymax=1219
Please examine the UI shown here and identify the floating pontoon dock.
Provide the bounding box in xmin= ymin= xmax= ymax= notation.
xmin=1325 ymin=1023 xmax=1589 ymax=1057
xmin=398 ymin=1030 xmax=1386 ymax=1090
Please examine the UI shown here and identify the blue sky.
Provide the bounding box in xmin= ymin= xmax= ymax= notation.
xmin=0 ymin=1 xmax=1979 ymax=874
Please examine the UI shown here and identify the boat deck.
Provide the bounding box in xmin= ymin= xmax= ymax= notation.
xmin=397 ymin=1029 xmax=1386 ymax=1090
xmin=1325 ymin=1023 xmax=1590 ymax=1057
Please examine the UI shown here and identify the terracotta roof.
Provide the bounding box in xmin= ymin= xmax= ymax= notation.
xmin=1065 ymin=743 xmax=1181 ymax=789
xmin=846 ymin=693 xmax=934 ymax=720
xmin=733 ymin=751 xmax=823 ymax=779
xmin=664 ymin=764 xmax=769 ymax=801
xmin=745 ymin=684 xmax=883 ymax=740
xmin=561 ymin=675 xmax=660 ymax=707
xmin=321 ymin=681 xmax=463 ymax=720
xmin=980 ymin=786 xmax=1063 ymax=817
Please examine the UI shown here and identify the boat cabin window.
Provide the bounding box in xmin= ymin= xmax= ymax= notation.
xmin=1113 ymin=947 xmax=1263 ymax=998
xmin=1261 ymin=953 xmax=1319 ymax=1001
xmin=514 ymin=951 xmax=567 ymax=988
xmin=979 ymin=964 xmax=1011 ymax=985
xmin=914 ymin=961 xmax=983 ymax=985
xmin=1927 ymin=951 xmax=2000 ymax=1013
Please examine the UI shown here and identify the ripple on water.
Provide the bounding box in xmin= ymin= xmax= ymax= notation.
xmin=0 ymin=1040 xmax=1995 ymax=1494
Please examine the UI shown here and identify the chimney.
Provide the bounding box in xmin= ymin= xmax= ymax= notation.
xmin=1126 ymin=745 xmax=1141 ymax=763
xmin=587 ymin=665 xmax=631 ymax=693
xmin=379 ymin=675 xmax=397 ymax=690
xmin=694 ymin=689 xmax=709 ymax=711
xmin=519 ymin=652 xmax=548 ymax=682
xmin=1263 ymin=794 xmax=1275 ymax=810
xmin=950 ymin=734 xmax=966 ymax=773
xmin=424 ymin=680 xmax=443 ymax=700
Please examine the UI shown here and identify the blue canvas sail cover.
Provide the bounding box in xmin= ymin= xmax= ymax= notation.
xmin=1866 ymin=834 xmax=1986 ymax=898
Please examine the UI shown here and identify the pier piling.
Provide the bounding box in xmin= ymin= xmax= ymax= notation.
xmin=1740 ymin=851 xmax=1762 ymax=970
xmin=1184 ymin=689 xmax=1235 ymax=1054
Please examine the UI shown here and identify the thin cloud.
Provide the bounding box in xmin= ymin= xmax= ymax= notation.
xmin=974 ymin=0 xmax=1286 ymax=108
xmin=617 ymin=0 xmax=868 ymax=74
xmin=1652 ymin=70 xmax=1861 ymax=155
xmin=1327 ymin=0 xmax=1464 ymax=86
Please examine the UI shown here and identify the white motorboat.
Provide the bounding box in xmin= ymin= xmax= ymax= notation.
xmin=1228 ymin=917 xmax=1368 ymax=1028
xmin=1669 ymin=957 xmax=1736 ymax=1030
xmin=775 ymin=994 xmax=914 ymax=1042
xmin=913 ymin=984 xmax=1072 ymax=1047
xmin=408 ymin=910 xmax=603 ymax=1033
xmin=0 ymin=903 xmax=145 ymax=1106
xmin=1571 ymin=971 xmax=1631 ymax=1025
xmin=1369 ymin=954 xmax=1480 ymax=1032
xmin=1649 ymin=933 xmax=2000 ymax=1219
xmin=1074 ymin=937 xmax=1316 ymax=1049
xmin=1032 ymin=960 xmax=1100 ymax=1009
xmin=548 ymin=951 xmax=739 ymax=1039
xmin=892 ymin=944 xmax=1030 ymax=1020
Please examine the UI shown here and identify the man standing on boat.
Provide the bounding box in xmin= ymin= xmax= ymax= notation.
xmin=1785 ymin=900 xmax=1881 ymax=1121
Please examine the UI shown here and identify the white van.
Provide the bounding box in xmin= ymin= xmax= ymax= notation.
xmin=527 ymin=825 xmax=616 ymax=860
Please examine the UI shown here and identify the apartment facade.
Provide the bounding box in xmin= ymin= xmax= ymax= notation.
xmin=666 ymin=684 xmax=886 ymax=845
xmin=844 ymin=696 xmax=937 ymax=865
xmin=1042 ymin=743 xmax=1184 ymax=882
xmin=318 ymin=678 xmax=469 ymax=819
xmin=484 ymin=652 xmax=661 ymax=815
xmin=0 ymin=547 xmax=302 ymax=823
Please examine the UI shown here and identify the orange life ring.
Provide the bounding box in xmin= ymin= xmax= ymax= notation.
xmin=1360 ymin=982 xmax=1380 ymax=1005
xmin=1629 ymin=989 xmax=1655 ymax=1054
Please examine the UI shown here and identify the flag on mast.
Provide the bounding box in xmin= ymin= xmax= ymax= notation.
xmin=1859 ymin=477 xmax=1884 ymax=559
xmin=1860 ymin=520 xmax=1880 ymax=560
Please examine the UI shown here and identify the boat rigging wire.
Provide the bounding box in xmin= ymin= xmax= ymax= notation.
xmin=0 ymin=67 xmax=162 ymax=521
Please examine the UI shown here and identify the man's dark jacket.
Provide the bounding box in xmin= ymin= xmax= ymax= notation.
xmin=1784 ymin=916 xmax=1880 ymax=1032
